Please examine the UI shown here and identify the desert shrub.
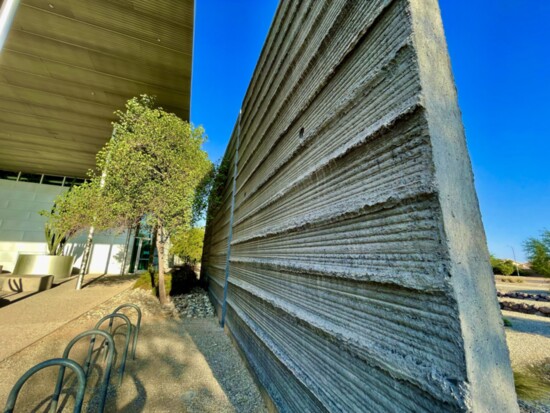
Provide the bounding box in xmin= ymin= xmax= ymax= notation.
xmin=500 ymin=277 xmax=524 ymax=283
xmin=514 ymin=361 xmax=550 ymax=401
xmin=133 ymin=265 xmax=198 ymax=297
xmin=491 ymin=255 xmax=516 ymax=276
xmin=134 ymin=271 xmax=171 ymax=298
xmin=518 ymin=267 xmax=534 ymax=277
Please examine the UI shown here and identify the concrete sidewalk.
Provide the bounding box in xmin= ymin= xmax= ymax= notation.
xmin=0 ymin=274 xmax=136 ymax=362
xmin=0 ymin=288 xmax=268 ymax=412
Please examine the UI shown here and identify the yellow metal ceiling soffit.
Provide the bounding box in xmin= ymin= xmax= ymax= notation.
xmin=0 ymin=0 xmax=194 ymax=177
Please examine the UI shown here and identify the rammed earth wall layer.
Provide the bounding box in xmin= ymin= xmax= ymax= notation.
xmin=201 ymin=1 xmax=518 ymax=411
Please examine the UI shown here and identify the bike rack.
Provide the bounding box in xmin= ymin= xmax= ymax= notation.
xmin=95 ymin=313 xmax=131 ymax=386
xmin=3 ymin=358 xmax=86 ymax=413
xmin=51 ymin=330 xmax=115 ymax=413
xmin=2 ymin=305 xmax=141 ymax=411
xmin=111 ymin=303 xmax=142 ymax=360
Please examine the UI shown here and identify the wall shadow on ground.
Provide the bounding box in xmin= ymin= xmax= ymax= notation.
xmin=504 ymin=313 xmax=550 ymax=338
xmin=183 ymin=318 xmax=267 ymax=412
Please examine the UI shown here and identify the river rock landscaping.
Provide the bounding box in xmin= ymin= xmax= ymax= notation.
xmin=172 ymin=287 xmax=216 ymax=318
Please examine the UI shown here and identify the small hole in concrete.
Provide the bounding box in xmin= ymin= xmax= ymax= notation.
xmin=299 ymin=127 xmax=304 ymax=140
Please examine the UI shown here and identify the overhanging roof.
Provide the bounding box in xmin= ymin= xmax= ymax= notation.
xmin=0 ymin=0 xmax=194 ymax=177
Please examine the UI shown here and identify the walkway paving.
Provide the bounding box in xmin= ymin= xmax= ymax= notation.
xmin=0 ymin=274 xmax=135 ymax=362
xmin=0 ymin=287 xmax=266 ymax=412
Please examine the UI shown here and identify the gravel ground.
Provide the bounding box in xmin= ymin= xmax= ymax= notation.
xmin=170 ymin=288 xmax=265 ymax=412
xmin=0 ymin=287 xmax=267 ymax=412
xmin=497 ymin=278 xmax=550 ymax=411
xmin=502 ymin=311 xmax=550 ymax=412
xmin=506 ymin=327 xmax=550 ymax=371
xmin=181 ymin=319 xmax=267 ymax=413
xmin=82 ymin=288 xmax=165 ymax=320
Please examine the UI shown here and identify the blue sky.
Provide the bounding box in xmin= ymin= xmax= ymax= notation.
xmin=191 ymin=1 xmax=549 ymax=262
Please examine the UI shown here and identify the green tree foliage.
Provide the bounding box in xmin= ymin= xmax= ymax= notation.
xmin=41 ymin=182 xmax=112 ymax=255
xmin=490 ymin=254 xmax=515 ymax=276
xmin=171 ymin=227 xmax=205 ymax=264
xmin=524 ymin=230 xmax=550 ymax=276
xmin=91 ymin=95 xmax=212 ymax=304
xmin=205 ymin=156 xmax=230 ymax=219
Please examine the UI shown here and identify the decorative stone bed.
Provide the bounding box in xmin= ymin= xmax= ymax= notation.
xmin=499 ymin=301 xmax=550 ymax=317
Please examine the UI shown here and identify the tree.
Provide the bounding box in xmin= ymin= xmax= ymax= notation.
xmin=171 ymin=227 xmax=205 ymax=264
xmin=41 ymin=181 xmax=112 ymax=255
xmin=524 ymin=230 xmax=550 ymax=276
xmin=205 ymin=156 xmax=230 ymax=220
xmin=93 ymin=95 xmax=212 ymax=304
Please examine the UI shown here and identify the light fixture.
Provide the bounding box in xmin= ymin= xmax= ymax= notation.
xmin=0 ymin=0 xmax=20 ymax=52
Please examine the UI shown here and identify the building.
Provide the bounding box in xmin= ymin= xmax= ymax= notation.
xmin=0 ymin=0 xmax=194 ymax=274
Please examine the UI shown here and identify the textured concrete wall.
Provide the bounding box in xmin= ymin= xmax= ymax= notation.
xmin=0 ymin=180 xmax=130 ymax=274
xmin=202 ymin=1 xmax=518 ymax=411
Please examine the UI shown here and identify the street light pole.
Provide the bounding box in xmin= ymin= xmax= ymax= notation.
xmin=508 ymin=245 xmax=520 ymax=277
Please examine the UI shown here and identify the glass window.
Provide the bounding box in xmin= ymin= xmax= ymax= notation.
xmin=42 ymin=175 xmax=65 ymax=186
xmin=18 ymin=173 xmax=42 ymax=183
xmin=0 ymin=170 xmax=19 ymax=181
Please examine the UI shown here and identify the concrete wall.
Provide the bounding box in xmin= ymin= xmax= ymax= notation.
xmin=202 ymin=1 xmax=518 ymax=412
xmin=0 ymin=179 xmax=130 ymax=274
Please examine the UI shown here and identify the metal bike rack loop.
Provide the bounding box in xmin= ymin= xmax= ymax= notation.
xmin=111 ymin=303 xmax=142 ymax=360
xmin=95 ymin=313 xmax=131 ymax=385
xmin=51 ymin=330 xmax=115 ymax=413
xmin=3 ymin=358 xmax=86 ymax=413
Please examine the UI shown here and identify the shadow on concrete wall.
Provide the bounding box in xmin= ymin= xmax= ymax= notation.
xmin=104 ymin=243 xmax=114 ymax=275
xmin=66 ymin=242 xmax=86 ymax=275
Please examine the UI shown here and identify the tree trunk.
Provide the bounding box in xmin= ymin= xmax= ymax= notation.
xmin=156 ymin=224 xmax=168 ymax=305
xmin=120 ymin=225 xmax=132 ymax=276
xmin=148 ymin=225 xmax=157 ymax=291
